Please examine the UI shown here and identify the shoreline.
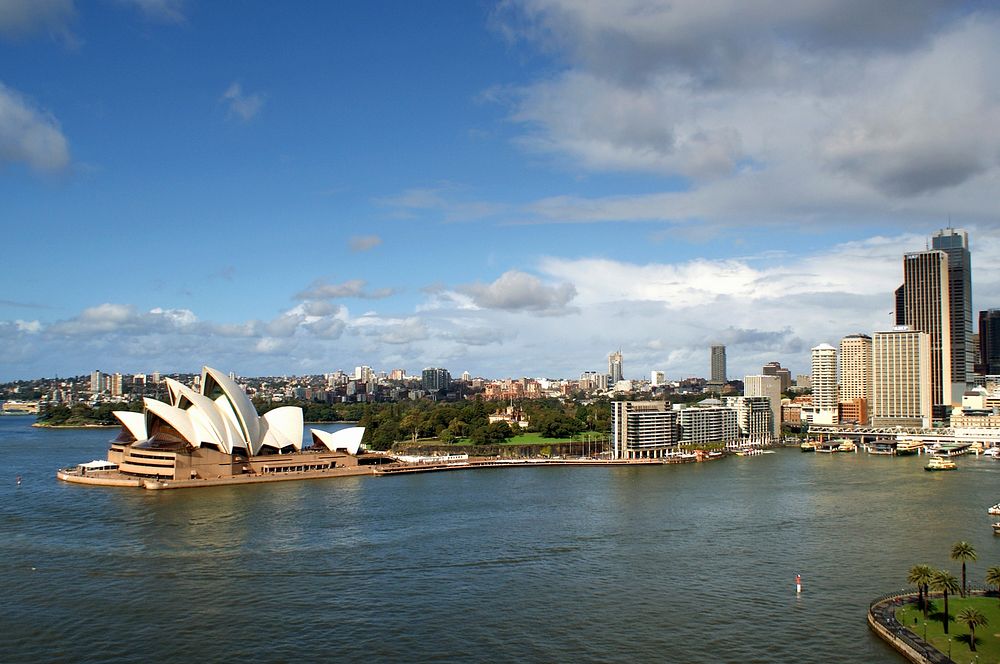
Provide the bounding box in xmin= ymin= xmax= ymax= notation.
xmin=35 ymin=420 xmax=359 ymax=429
xmin=56 ymin=456 xmax=687 ymax=491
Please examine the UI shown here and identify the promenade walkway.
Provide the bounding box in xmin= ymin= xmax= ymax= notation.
xmin=866 ymin=589 xmax=993 ymax=663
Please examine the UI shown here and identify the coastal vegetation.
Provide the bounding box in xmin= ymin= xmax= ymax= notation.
xmin=900 ymin=543 xmax=996 ymax=657
xmin=37 ymin=396 xmax=614 ymax=451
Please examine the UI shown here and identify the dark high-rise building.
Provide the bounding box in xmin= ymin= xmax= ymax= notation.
xmin=710 ymin=344 xmax=727 ymax=383
xmin=931 ymin=228 xmax=973 ymax=389
xmin=979 ymin=310 xmax=1000 ymax=376
xmin=902 ymin=250 xmax=952 ymax=408
xmin=894 ymin=285 xmax=906 ymax=326
xmin=421 ymin=367 xmax=451 ymax=392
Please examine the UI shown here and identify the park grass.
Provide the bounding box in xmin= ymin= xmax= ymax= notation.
xmin=453 ymin=432 xmax=605 ymax=446
xmin=896 ymin=595 xmax=1000 ymax=661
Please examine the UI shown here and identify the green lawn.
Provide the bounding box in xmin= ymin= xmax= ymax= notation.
xmin=453 ymin=432 xmax=605 ymax=446
xmin=896 ymin=595 xmax=1000 ymax=661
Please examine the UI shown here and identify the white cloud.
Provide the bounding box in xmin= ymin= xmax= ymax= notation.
xmin=489 ymin=2 xmax=1000 ymax=228
xmin=349 ymin=234 xmax=382 ymax=252
xmin=115 ymin=0 xmax=185 ymax=23
xmin=221 ymin=82 xmax=264 ymax=121
xmin=295 ymin=278 xmax=396 ymax=300
xmin=0 ymin=81 xmax=70 ymax=172
xmin=457 ymin=270 xmax=578 ymax=315
xmin=0 ymin=0 xmax=74 ymax=39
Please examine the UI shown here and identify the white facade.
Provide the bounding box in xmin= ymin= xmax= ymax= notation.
xmin=744 ymin=374 xmax=781 ymax=436
xmin=872 ymin=329 xmax=933 ymax=428
xmin=651 ymin=371 xmax=665 ymax=387
xmin=679 ymin=404 xmax=738 ymax=446
xmin=612 ymin=401 xmax=677 ymax=459
xmin=811 ymin=343 xmax=838 ymax=425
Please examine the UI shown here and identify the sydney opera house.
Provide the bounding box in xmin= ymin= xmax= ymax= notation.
xmin=78 ymin=366 xmax=369 ymax=483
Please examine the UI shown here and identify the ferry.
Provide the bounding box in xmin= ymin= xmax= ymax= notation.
xmin=895 ymin=440 xmax=923 ymax=456
xmin=837 ymin=440 xmax=856 ymax=453
xmin=800 ymin=441 xmax=817 ymax=452
xmin=925 ymin=456 xmax=957 ymax=471
xmin=983 ymin=447 xmax=1000 ymax=459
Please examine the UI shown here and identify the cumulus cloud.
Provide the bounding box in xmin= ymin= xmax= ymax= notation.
xmin=295 ymin=278 xmax=396 ymax=300
xmin=0 ymin=0 xmax=74 ymax=39
xmin=349 ymin=234 xmax=382 ymax=252
xmin=221 ymin=82 xmax=264 ymax=121
xmin=457 ymin=270 xmax=577 ymax=315
xmin=0 ymin=82 xmax=70 ymax=172
xmin=488 ymin=1 xmax=1000 ymax=226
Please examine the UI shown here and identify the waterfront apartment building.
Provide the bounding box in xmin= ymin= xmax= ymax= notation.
xmin=743 ymin=374 xmax=781 ymax=436
xmin=608 ymin=350 xmax=623 ymax=385
xmin=810 ymin=344 xmax=838 ymax=425
xmin=932 ymin=228 xmax=973 ymax=391
xmin=839 ymin=333 xmax=872 ymax=418
xmin=678 ymin=401 xmax=739 ymax=446
xmin=730 ymin=396 xmax=773 ymax=443
xmin=710 ymin=344 xmax=727 ymax=384
xmin=901 ymin=250 xmax=953 ymax=408
xmin=612 ymin=401 xmax=678 ymax=459
xmin=872 ymin=328 xmax=933 ymax=429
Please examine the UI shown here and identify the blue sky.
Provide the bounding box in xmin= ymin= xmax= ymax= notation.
xmin=3 ymin=0 xmax=1000 ymax=382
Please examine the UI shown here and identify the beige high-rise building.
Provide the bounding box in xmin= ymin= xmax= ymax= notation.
xmin=744 ymin=374 xmax=782 ymax=436
xmin=811 ymin=343 xmax=838 ymax=425
xmin=902 ymin=250 xmax=952 ymax=407
xmin=839 ymin=334 xmax=872 ymax=416
xmin=872 ymin=328 xmax=932 ymax=428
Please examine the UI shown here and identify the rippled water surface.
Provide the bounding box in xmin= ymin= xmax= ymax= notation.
xmin=3 ymin=417 xmax=1000 ymax=662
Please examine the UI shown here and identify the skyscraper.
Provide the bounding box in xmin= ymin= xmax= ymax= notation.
xmin=710 ymin=344 xmax=726 ymax=383
xmin=421 ymin=367 xmax=451 ymax=392
xmin=872 ymin=328 xmax=932 ymax=428
xmin=839 ymin=334 xmax=872 ymax=416
xmin=931 ymin=228 xmax=973 ymax=391
xmin=811 ymin=343 xmax=838 ymax=425
xmin=979 ymin=309 xmax=1000 ymax=376
xmin=744 ymin=374 xmax=781 ymax=436
xmin=612 ymin=401 xmax=678 ymax=459
xmin=902 ymin=250 xmax=953 ymax=407
xmin=761 ymin=361 xmax=792 ymax=393
xmin=608 ymin=350 xmax=623 ymax=384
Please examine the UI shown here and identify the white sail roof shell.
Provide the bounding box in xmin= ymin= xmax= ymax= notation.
xmin=114 ymin=366 xmax=304 ymax=457
xmin=112 ymin=410 xmax=148 ymax=441
xmin=258 ymin=407 xmax=305 ymax=454
xmin=310 ymin=427 xmax=365 ymax=455
xmin=202 ymin=367 xmax=261 ymax=447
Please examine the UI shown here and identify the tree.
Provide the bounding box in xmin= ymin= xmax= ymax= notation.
xmin=950 ymin=541 xmax=977 ymax=597
xmin=907 ymin=564 xmax=935 ymax=617
xmin=956 ymin=607 xmax=988 ymax=652
xmin=986 ymin=566 xmax=1000 ymax=602
xmin=931 ymin=570 xmax=960 ymax=634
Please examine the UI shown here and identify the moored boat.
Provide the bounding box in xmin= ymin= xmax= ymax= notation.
xmin=895 ymin=440 xmax=923 ymax=456
xmin=800 ymin=441 xmax=817 ymax=452
xmin=837 ymin=440 xmax=856 ymax=452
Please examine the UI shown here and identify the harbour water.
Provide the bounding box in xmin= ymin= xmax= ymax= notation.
xmin=3 ymin=416 xmax=999 ymax=663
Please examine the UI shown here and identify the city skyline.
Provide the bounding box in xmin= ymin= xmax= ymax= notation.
xmin=4 ymin=3 xmax=1000 ymax=381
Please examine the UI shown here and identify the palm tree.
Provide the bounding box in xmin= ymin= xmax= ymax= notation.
xmin=956 ymin=607 xmax=988 ymax=652
xmin=951 ymin=541 xmax=978 ymax=597
xmin=931 ymin=570 xmax=961 ymax=634
xmin=985 ymin=565 xmax=1000 ymax=601
xmin=908 ymin=564 xmax=935 ymax=616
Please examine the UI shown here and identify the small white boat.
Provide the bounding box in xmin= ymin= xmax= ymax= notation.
xmin=988 ymin=503 xmax=1000 ymax=516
